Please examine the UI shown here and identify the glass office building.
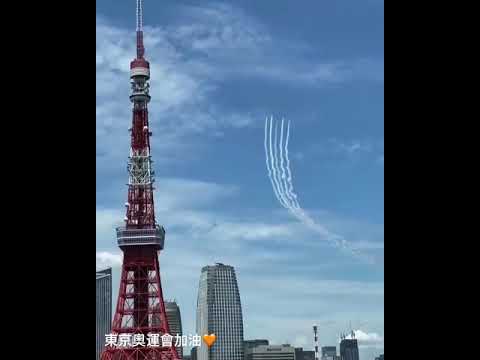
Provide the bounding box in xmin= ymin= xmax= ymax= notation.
xmin=196 ymin=263 xmax=244 ymax=360
xmin=96 ymin=268 xmax=112 ymax=360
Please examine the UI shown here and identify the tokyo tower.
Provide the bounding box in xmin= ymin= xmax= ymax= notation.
xmin=101 ymin=1 xmax=180 ymax=359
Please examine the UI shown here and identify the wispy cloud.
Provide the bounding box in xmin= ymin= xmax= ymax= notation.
xmin=96 ymin=12 xmax=258 ymax=179
xmin=167 ymin=3 xmax=271 ymax=53
xmin=166 ymin=3 xmax=383 ymax=86
xmin=330 ymin=138 xmax=375 ymax=155
xmin=97 ymin=178 xmax=383 ymax=259
xmin=97 ymin=3 xmax=383 ymax=183
xmin=345 ymin=330 xmax=384 ymax=348
xmin=96 ymin=251 xmax=123 ymax=271
xmin=299 ymin=138 xmax=384 ymax=167
xmin=156 ymin=178 xmax=238 ymax=210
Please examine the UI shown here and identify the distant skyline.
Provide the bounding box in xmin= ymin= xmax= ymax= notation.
xmin=96 ymin=1 xmax=384 ymax=359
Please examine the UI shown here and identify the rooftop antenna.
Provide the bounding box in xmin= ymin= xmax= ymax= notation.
xmin=313 ymin=324 xmax=319 ymax=360
xmin=348 ymin=320 xmax=357 ymax=339
xmin=136 ymin=0 xmax=145 ymax=58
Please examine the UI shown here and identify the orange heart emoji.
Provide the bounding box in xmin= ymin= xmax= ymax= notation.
xmin=203 ymin=334 xmax=216 ymax=347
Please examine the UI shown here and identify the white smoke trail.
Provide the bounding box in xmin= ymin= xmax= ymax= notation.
xmin=279 ymin=119 xmax=297 ymax=210
xmin=269 ymin=116 xmax=289 ymax=209
xmin=264 ymin=117 xmax=285 ymax=207
xmin=273 ymin=119 xmax=293 ymax=209
xmin=264 ymin=116 xmax=375 ymax=264
xmin=284 ymin=120 xmax=300 ymax=209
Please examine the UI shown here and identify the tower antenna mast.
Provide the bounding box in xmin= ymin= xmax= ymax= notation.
xmin=136 ymin=0 xmax=145 ymax=58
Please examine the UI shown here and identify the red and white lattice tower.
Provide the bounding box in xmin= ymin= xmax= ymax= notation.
xmin=101 ymin=1 xmax=180 ymax=359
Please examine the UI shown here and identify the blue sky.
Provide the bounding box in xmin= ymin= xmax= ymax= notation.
xmin=96 ymin=0 xmax=384 ymax=358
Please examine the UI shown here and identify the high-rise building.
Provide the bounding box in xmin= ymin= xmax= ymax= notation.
xmin=295 ymin=347 xmax=303 ymax=360
xmin=246 ymin=344 xmax=295 ymax=360
xmin=322 ymin=346 xmax=337 ymax=360
xmin=245 ymin=340 xmax=270 ymax=360
xmin=245 ymin=339 xmax=269 ymax=353
xmin=339 ymin=339 xmax=359 ymax=360
xmin=96 ymin=268 xmax=112 ymax=360
xmin=295 ymin=348 xmax=315 ymax=360
xmin=166 ymin=301 xmax=183 ymax=358
xmin=303 ymin=351 xmax=316 ymax=360
xmin=196 ymin=263 xmax=244 ymax=360
xmin=151 ymin=301 xmax=183 ymax=357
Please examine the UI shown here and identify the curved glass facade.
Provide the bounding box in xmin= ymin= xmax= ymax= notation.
xmin=196 ymin=263 xmax=244 ymax=360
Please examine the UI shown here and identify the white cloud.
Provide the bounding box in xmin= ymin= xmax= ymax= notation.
xmin=96 ymin=209 xmax=123 ymax=237
xmin=161 ymin=3 xmax=381 ymax=87
xmin=97 ymin=177 xmax=384 ymax=260
xmin=245 ymin=62 xmax=348 ymax=85
xmin=155 ymin=178 xmax=238 ymax=211
xmin=168 ymin=3 xmax=271 ymax=53
xmin=96 ymin=11 xmax=266 ymax=180
xmin=96 ymin=251 xmax=123 ymax=271
xmin=332 ymin=139 xmax=374 ymax=155
xmin=96 ymin=3 xmax=383 ymax=183
xmin=245 ymin=277 xmax=384 ymax=298
xmin=304 ymin=138 xmax=384 ymax=167
xmin=96 ymin=10 xmax=260 ymax=122
xmin=346 ymin=330 xmax=384 ymax=348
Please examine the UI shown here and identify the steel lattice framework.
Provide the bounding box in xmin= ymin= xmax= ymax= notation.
xmin=101 ymin=1 xmax=180 ymax=359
